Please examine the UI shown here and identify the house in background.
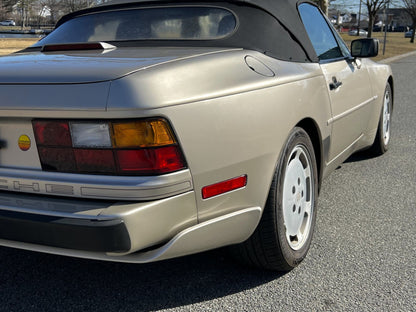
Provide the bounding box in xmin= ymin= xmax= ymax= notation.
xmin=376 ymin=8 xmax=413 ymax=32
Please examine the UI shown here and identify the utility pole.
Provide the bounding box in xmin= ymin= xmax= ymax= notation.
xmin=383 ymin=0 xmax=390 ymax=55
xmin=357 ymin=0 xmax=362 ymax=36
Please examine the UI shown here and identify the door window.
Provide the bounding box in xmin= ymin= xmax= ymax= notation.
xmin=299 ymin=4 xmax=343 ymax=61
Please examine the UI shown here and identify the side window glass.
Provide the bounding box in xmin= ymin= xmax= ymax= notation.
xmin=333 ymin=29 xmax=351 ymax=57
xmin=299 ymin=4 xmax=343 ymax=61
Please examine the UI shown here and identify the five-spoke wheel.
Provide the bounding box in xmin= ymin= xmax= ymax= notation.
xmin=282 ymin=145 xmax=314 ymax=251
xmin=370 ymin=83 xmax=393 ymax=155
xmin=235 ymin=127 xmax=318 ymax=271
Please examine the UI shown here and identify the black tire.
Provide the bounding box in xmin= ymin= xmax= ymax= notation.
xmin=369 ymin=83 xmax=392 ymax=156
xmin=232 ymin=127 xmax=318 ymax=271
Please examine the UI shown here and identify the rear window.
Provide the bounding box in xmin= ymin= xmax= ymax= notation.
xmin=34 ymin=6 xmax=237 ymax=46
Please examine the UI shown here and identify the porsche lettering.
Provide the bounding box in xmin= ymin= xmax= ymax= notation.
xmin=13 ymin=181 xmax=40 ymax=192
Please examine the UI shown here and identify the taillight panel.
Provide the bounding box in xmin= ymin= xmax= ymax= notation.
xmin=32 ymin=119 xmax=187 ymax=176
xmin=116 ymin=146 xmax=186 ymax=175
xmin=33 ymin=121 xmax=72 ymax=146
xmin=74 ymin=149 xmax=116 ymax=173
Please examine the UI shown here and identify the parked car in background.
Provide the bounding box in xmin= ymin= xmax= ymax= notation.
xmin=348 ymin=28 xmax=368 ymax=36
xmin=373 ymin=26 xmax=382 ymax=32
xmin=0 ymin=20 xmax=15 ymax=26
xmin=0 ymin=0 xmax=393 ymax=272
xmin=405 ymin=30 xmax=414 ymax=38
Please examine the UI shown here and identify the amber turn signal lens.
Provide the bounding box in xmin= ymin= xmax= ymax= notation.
xmin=112 ymin=120 xmax=176 ymax=148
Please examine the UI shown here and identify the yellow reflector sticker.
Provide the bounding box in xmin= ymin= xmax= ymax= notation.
xmin=18 ymin=134 xmax=31 ymax=151
xmin=112 ymin=120 xmax=176 ymax=148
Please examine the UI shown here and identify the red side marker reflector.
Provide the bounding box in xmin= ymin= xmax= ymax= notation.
xmin=202 ymin=175 xmax=247 ymax=199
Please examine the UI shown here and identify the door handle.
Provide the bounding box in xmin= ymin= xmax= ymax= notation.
xmin=329 ymin=77 xmax=343 ymax=90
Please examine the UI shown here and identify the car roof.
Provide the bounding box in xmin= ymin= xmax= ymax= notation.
xmin=55 ymin=0 xmax=319 ymax=63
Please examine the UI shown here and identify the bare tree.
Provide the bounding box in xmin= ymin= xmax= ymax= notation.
xmin=15 ymin=0 xmax=36 ymax=27
xmin=1 ymin=0 xmax=18 ymax=20
xmin=40 ymin=0 xmax=64 ymax=24
xmin=365 ymin=0 xmax=390 ymax=37
xmin=0 ymin=0 xmax=102 ymax=27
xmin=312 ymin=0 xmax=330 ymax=15
xmin=61 ymin=0 xmax=92 ymax=14
xmin=402 ymin=0 xmax=416 ymax=42
xmin=40 ymin=0 xmax=96 ymax=24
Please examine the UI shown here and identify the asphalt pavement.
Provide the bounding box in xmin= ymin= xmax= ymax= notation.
xmin=0 ymin=55 xmax=415 ymax=312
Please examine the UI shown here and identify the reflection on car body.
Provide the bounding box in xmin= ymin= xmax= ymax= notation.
xmin=0 ymin=0 xmax=393 ymax=271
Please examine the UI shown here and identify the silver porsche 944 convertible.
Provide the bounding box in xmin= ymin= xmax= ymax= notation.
xmin=0 ymin=0 xmax=393 ymax=271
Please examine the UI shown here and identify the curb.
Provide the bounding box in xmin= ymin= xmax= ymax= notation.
xmin=380 ymin=50 xmax=416 ymax=64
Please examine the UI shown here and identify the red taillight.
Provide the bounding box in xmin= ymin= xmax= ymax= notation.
xmin=74 ymin=149 xmax=116 ymax=174
xmin=38 ymin=147 xmax=76 ymax=172
xmin=202 ymin=175 xmax=247 ymax=199
xmin=32 ymin=119 xmax=187 ymax=176
xmin=117 ymin=146 xmax=186 ymax=175
xmin=33 ymin=121 xmax=72 ymax=146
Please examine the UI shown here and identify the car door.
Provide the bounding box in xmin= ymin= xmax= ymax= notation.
xmin=299 ymin=4 xmax=375 ymax=163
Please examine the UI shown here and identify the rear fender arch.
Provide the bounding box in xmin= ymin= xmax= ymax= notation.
xmin=296 ymin=118 xmax=324 ymax=192
xmin=267 ymin=118 xmax=323 ymax=201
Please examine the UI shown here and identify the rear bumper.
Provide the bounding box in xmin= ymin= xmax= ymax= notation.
xmin=0 ymin=209 xmax=130 ymax=252
xmin=0 ymin=189 xmax=262 ymax=262
xmin=0 ymin=207 xmax=262 ymax=263
xmin=0 ymin=190 xmax=198 ymax=255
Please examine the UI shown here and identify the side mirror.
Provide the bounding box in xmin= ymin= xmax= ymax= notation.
xmin=351 ymin=38 xmax=379 ymax=58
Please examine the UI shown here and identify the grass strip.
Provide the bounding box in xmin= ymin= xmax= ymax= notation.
xmin=0 ymin=32 xmax=414 ymax=61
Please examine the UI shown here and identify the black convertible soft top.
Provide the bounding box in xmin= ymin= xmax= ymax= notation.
xmin=56 ymin=0 xmax=319 ymax=63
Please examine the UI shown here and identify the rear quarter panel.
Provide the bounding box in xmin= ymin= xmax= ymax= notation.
xmin=365 ymin=59 xmax=393 ymax=94
xmin=365 ymin=59 xmax=393 ymax=104
xmin=362 ymin=58 xmax=394 ymax=146
xmin=107 ymin=50 xmax=332 ymax=222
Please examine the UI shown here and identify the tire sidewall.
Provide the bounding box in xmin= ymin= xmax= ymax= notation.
xmin=378 ymin=84 xmax=393 ymax=153
xmin=274 ymin=127 xmax=318 ymax=267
